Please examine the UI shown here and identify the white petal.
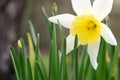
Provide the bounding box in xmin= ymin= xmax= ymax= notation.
xmin=101 ymin=23 xmax=117 ymax=46
xmin=87 ymin=39 xmax=100 ymax=70
xmin=66 ymin=34 xmax=80 ymax=54
xmin=71 ymin=0 xmax=92 ymax=15
xmin=93 ymin=0 xmax=113 ymax=21
xmin=48 ymin=13 xmax=75 ymax=29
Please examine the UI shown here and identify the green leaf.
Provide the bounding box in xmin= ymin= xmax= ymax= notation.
xmin=49 ymin=41 xmax=54 ymax=80
xmin=49 ymin=39 xmax=59 ymax=80
xmin=82 ymin=54 xmax=90 ymax=80
xmin=28 ymin=20 xmax=37 ymax=45
xmin=18 ymin=39 xmax=27 ymax=80
xmin=57 ymin=20 xmax=65 ymax=47
xmin=34 ymin=34 xmax=48 ymax=80
xmin=49 ymin=3 xmax=60 ymax=80
xmin=118 ymin=54 xmax=120 ymax=80
xmin=34 ymin=61 xmax=47 ymax=80
xmin=78 ymin=46 xmax=87 ymax=80
xmin=34 ymin=63 xmax=41 ymax=80
xmin=96 ymin=38 xmax=106 ymax=80
xmin=34 ymin=61 xmax=42 ymax=80
xmin=27 ymin=33 xmax=35 ymax=78
xmin=35 ymin=33 xmax=40 ymax=60
xmin=28 ymin=20 xmax=48 ymax=80
xmin=87 ymin=66 xmax=96 ymax=80
xmin=60 ymin=38 xmax=68 ymax=80
xmin=27 ymin=58 xmax=33 ymax=80
xmin=106 ymin=18 xmax=116 ymax=80
xmin=57 ymin=15 xmax=67 ymax=80
xmin=107 ymin=44 xmax=116 ymax=80
xmin=9 ymin=46 xmax=21 ymax=80
xmin=71 ymin=35 xmax=78 ymax=80
xmin=41 ymin=7 xmax=52 ymax=39
xmin=107 ymin=44 xmax=115 ymax=60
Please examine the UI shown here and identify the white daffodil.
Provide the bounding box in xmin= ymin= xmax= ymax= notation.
xmin=48 ymin=0 xmax=117 ymax=69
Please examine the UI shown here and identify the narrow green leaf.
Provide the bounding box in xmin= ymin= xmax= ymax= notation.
xmin=107 ymin=45 xmax=115 ymax=60
xmin=60 ymin=38 xmax=68 ymax=80
xmin=96 ymin=38 xmax=106 ymax=80
xmin=18 ymin=39 xmax=27 ymax=80
xmin=37 ymin=61 xmax=48 ymax=80
xmin=78 ymin=46 xmax=87 ymax=80
xmin=107 ymin=44 xmax=116 ymax=80
xmin=35 ymin=33 xmax=40 ymax=60
xmin=34 ymin=61 xmax=42 ymax=80
xmin=49 ymin=34 xmax=59 ymax=80
xmin=35 ymin=61 xmax=47 ymax=80
xmin=57 ymin=16 xmax=67 ymax=80
xmin=49 ymin=39 xmax=59 ymax=80
xmin=41 ymin=7 xmax=49 ymax=23
xmin=35 ymin=34 xmax=48 ymax=80
xmin=27 ymin=33 xmax=35 ymax=78
xmin=41 ymin=7 xmax=52 ymax=39
xmin=72 ymin=35 xmax=78 ymax=80
xmin=82 ymin=54 xmax=90 ymax=80
xmin=49 ymin=41 xmax=54 ymax=80
xmin=28 ymin=20 xmax=37 ymax=45
xmin=118 ymin=54 xmax=120 ymax=80
xmin=106 ymin=17 xmax=115 ymax=61
xmin=49 ymin=3 xmax=60 ymax=80
xmin=27 ymin=58 xmax=33 ymax=80
xmin=105 ymin=64 xmax=109 ymax=80
xmin=57 ymin=20 xmax=65 ymax=46
xmin=87 ymin=66 xmax=96 ymax=80
xmin=106 ymin=18 xmax=116 ymax=80
xmin=9 ymin=46 xmax=21 ymax=80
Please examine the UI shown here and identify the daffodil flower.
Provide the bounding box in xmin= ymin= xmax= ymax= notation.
xmin=48 ymin=0 xmax=117 ymax=69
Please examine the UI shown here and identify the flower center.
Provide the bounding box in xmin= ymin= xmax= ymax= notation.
xmin=70 ymin=15 xmax=101 ymax=45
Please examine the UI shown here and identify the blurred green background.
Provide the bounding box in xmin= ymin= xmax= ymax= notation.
xmin=0 ymin=0 xmax=120 ymax=80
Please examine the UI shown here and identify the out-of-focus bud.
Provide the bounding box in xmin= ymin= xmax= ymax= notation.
xmin=18 ymin=40 xmax=22 ymax=48
xmin=52 ymin=3 xmax=57 ymax=14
